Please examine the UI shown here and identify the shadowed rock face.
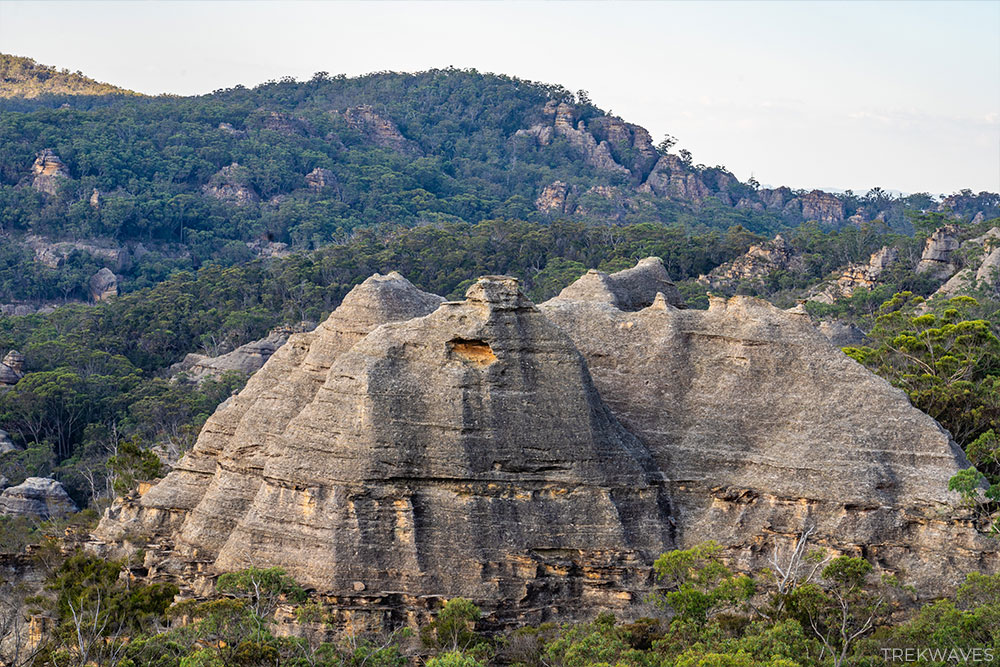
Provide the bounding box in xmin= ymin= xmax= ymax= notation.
xmin=0 ymin=478 xmax=77 ymax=519
xmin=93 ymin=259 xmax=997 ymax=628
xmin=549 ymin=257 xmax=684 ymax=311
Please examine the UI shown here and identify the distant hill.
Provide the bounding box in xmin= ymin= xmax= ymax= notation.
xmin=0 ymin=53 xmax=139 ymax=98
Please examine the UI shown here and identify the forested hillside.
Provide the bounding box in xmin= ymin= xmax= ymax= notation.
xmin=0 ymin=54 xmax=138 ymax=99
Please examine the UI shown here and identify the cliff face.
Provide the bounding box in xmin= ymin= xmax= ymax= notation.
xmin=92 ymin=260 xmax=997 ymax=629
xmin=540 ymin=276 xmax=995 ymax=595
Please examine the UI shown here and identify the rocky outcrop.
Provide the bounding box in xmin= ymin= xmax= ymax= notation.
xmin=0 ymin=429 xmax=18 ymax=454
xmin=588 ymin=116 xmax=659 ymax=181
xmin=799 ymin=190 xmax=845 ymax=225
xmin=170 ymin=326 xmax=314 ymax=383
xmin=574 ymin=186 xmax=648 ymax=222
xmin=640 ymin=155 xmax=710 ymax=203
xmin=0 ymin=350 xmax=25 ymax=385
xmin=810 ymin=246 xmax=899 ymax=303
xmin=341 ymin=106 xmax=419 ymax=154
xmin=25 ymin=235 xmax=130 ymax=270
xmin=517 ymin=102 xmax=628 ymax=176
xmin=203 ymin=163 xmax=259 ymax=206
xmin=92 ymin=260 xmax=997 ymax=630
xmin=93 ymin=270 xmax=673 ymax=626
xmin=928 ymin=227 xmax=1000 ymax=300
xmin=699 ymin=235 xmax=802 ymax=289
xmin=0 ymin=478 xmax=77 ymax=519
xmin=88 ymin=268 xmax=118 ymax=302
xmin=540 ymin=275 xmax=995 ymax=596
xmin=305 ymin=167 xmax=338 ymax=191
xmin=535 ymin=181 xmax=572 ymax=214
xmin=257 ymin=111 xmax=311 ymax=136
xmin=916 ymin=225 xmax=961 ymax=278
xmin=549 ymin=257 xmax=684 ymax=311
xmin=31 ymin=149 xmax=70 ymax=195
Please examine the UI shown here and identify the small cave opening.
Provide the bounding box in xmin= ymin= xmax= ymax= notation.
xmin=448 ymin=338 xmax=497 ymax=367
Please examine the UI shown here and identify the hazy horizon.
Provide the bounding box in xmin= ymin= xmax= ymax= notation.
xmin=1 ymin=0 xmax=997 ymax=196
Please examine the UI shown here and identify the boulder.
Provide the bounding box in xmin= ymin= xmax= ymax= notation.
xmin=0 ymin=478 xmax=77 ymax=519
xmin=0 ymin=350 xmax=25 ymax=385
xmin=170 ymin=326 xmax=314 ymax=383
xmin=88 ymin=268 xmax=118 ymax=302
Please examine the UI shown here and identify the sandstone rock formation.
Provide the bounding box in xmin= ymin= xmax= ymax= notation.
xmin=916 ymin=225 xmax=961 ymax=278
xmin=699 ymin=235 xmax=802 ymax=290
xmin=203 ymin=163 xmax=259 ymax=206
xmin=305 ymin=167 xmax=338 ymax=191
xmin=31 ymin=149 xmax=70 ymax=195
xmin=588 ymin=116 xmax=659 ymax=181
xmin=0 ymin=429 xmax=18 ymax=454
xmin=169 ymin=326 xmax=314 ymax=384
xmin=92 ymin=260 xmax=997 ymax=630
xmin=341 ymin=106 xmax=419 ymax=154
xmin=640 ymin=155 xmax=710 ymax=203
xmin=809 ymin=246 xmax=899 ymax=304
xmin=0 ymin=478 xmax=77 ymax=519
xmin=246 ymin=239 xmax=290 ymax=258
xmin=25 ymin=235 xmax=130 ymax=270
xmin=257 ymin=111 xmax=311 ymax=136
xmin=535 ymin=180 xmax=572 ymax=214
xmin=0 ymin=350 xmax=25 ymax=386
xmin=927 ymin=227 xmax=1000 ymax=300
xmin=88 ymin=268 xmax=118 ymax=302
xmin=94 ymin=270 xmax=674 ymax=625
xmin=799 ymin=190 xmax=845 ymax=225
xmin=540 ymin=275 xmax=995 ymax=595
xmin=574 ymin=186 xmax=647 ymax=222
xmin=551 ymin=257 xmax=683 ymax=311
xmin=517 ymin=102 xmax=628 ymax=176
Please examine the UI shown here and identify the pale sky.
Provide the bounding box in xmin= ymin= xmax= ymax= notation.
xmin=1 ymin=0 xmax=998 ymax=195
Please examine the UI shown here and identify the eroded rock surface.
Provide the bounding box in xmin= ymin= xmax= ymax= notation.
xmin=92 ymin=259 xmax=997 ymax=630
xmin=699 ymin=235 xmax=802 ymax=289
xmin=88 ymin=267 xmax=118 ymax=302
xmin=341 ymin=106 xmax=419 ymax=154
xmin=31 ymin=149 xmax=70 ymax=195
xmin=170 ymin=325 xmax=314 ymax=383
xmin=540 ymin=279 xmax=994 ymax=595
xmin=0 ymin=478 xmax=77 ymax=519
xmin=917 ymin=225 xmax=961 ymax=278
xmin=203 ymin=163 xmax=259 ymax=205
xmin=0 ymin=350 xmax=24 ymax=385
